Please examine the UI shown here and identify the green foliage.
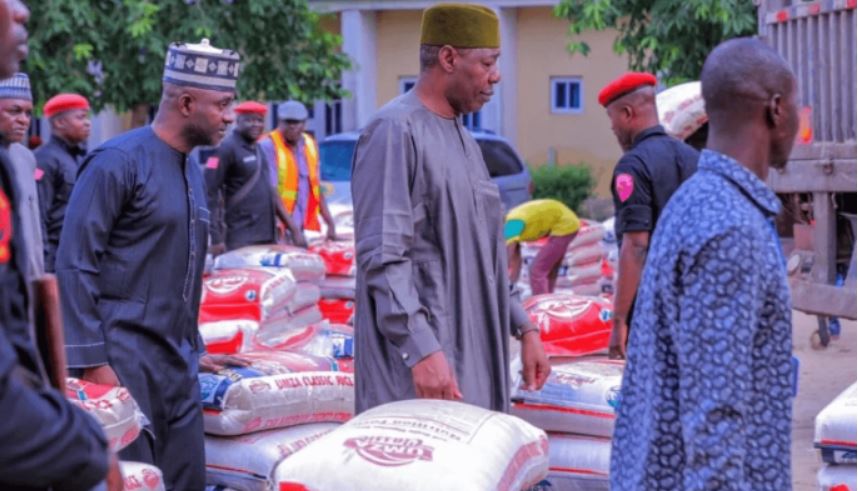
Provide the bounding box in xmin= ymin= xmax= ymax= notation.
xmin=529 ymin=163 xmax=595 ymax=214
xmin=26 ymin=0 xmax=350 ymax=113
xmin=554 ymin=0 xmax=757 ymax=84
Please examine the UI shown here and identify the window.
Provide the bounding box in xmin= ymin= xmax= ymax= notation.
xmin=325 ymin=100 xmax=342 ymax=135
xmin=476 ymin=138 xmax=524 ymax=177
xmin=399 ymin=76 xmax=417 ymax=94
xmin=462 ymin=112 xmax=482 ymax=131
xmin=551 ymin=77 xmax=583 ymax=114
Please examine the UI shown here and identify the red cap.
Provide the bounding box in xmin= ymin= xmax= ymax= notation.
xmin=234 ymin=101 xmax=268 ymax=115
xmin=43 ymin=93 xmax=90 ymax=118
xmin=598 ymin=72 xmax=657 ymax=107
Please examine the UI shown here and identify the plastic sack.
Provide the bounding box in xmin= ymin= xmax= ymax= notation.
xmin=555 ymin=262 xmax=603 ymax=289
xmin=66 ymin=377 xmax=147 ymax=452
xmin=568 ymin=221 xmax=604 ymax=249
xmin=286 ymin=284 xmax=321 ymax=315
xmin=528 ymin=434 xmax=610 ymax=491
xmin=309 ymin=240 xmax=356 ymax=277
xmin=657 ymin=81 xmax=707 ymax=141
xmin=274 ymin=399 xmax=549 ymax=491
xmin=199 ymin=350 xmax=354 ymax=436
xmin=120 ymin=461 xmax=166 ymax=491
xmin=817 ymin=464 xmax=856 ymax=491
xmin=200 ymin=268 xmax=297 ymax=323
xmin=511 ymin=358 xmax=623 ymax=437
xmin=815 ymin=383 xmax=857 ymax=464
xmin=257 ymin=306 xmax=325 ymax=346
xmin=523 ymin=294 xmax=613 ymax=357
xmin=563 ymin=243 xmax=605 ymax=268
xmin=206 ymin=423 xmax=339 ymax=491
xmin=214 ymin=245 xmax=326 ymax=283
xmin=200 ymin=320 xmax=260 ymax=355
xmin=318 ymin=276 xmax=356 ymax=300
xmin=318 ymin=298 xmax=355 ymax=325
xmin=256 ymin=322 xmax=354 ymax=359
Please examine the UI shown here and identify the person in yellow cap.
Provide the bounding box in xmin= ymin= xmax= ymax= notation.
xmin=505 ymin=199 xmax=581 ymax=295
xmin=351 ymin=3 xmax=550 ymax=414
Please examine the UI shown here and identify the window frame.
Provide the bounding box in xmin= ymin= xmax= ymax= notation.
xmin=550 ymin=76 xmax=584 ymax=115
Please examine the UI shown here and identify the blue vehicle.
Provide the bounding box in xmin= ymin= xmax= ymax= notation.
xmin=319 ymin=130 xmax=533 ymax=210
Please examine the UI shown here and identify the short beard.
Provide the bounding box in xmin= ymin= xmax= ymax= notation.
xmin=181 ymin=122 xmax=215 ymax=148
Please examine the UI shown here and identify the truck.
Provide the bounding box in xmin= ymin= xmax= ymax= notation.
xmin=756 ymin=0 xmax=857 ymax=346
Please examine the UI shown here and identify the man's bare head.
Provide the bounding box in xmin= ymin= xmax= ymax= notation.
xmin=605 ymin=85 xmax=659 ymax=152
xmin=702 ymin=37 xmax=799 ymax=168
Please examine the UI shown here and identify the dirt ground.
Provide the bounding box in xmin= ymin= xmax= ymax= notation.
xmin=791 ymin=310 xmax=857 ymax=489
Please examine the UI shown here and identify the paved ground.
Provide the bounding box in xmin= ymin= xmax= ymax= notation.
xmin=791 ymin=310 xmax=856 ymax=489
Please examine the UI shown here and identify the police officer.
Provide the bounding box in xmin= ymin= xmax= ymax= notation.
xmin=0 ymin=1 xmax=121 ymax=490
xmin=599 ymin=72 xmax=699 ymax=359
xmin=206 ymin=101 xmax=305 ymax=254
xmin=34 ymin=92 xmax=90 ymax=272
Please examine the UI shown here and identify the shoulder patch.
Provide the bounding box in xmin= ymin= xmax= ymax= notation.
xmin=0 ymin=188 xmax=12 ymax=263
xmin=615 ymin=173 xmax=634 ymax=202
xmin=34 ymin=167 xmax=44 ymax=181
xmin=206 ymin=156 xmax=220 ymax=169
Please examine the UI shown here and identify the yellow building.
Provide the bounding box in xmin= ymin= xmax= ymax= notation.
xmin=309 ymin=0 xmax=630 ymax=196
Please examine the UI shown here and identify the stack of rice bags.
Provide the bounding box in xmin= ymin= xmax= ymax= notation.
xmin=815 ymin=382 xmax=857 ymax=490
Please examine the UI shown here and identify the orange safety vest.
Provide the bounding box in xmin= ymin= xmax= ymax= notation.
xmin=268 ymin=130 xmax=322 ymax=231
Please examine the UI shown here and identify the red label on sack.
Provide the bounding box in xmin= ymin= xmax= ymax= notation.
xmin=344 ymin=436 xmax=434 ymax=467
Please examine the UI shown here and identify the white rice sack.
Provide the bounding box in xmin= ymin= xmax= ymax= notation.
xmin=815 ymin=383 xmax=857 ymax=464
xmin=569 ymin=221 xmax=604 ymax=249
xmin=817 ymin=464 xmax=857 ymax=491
xmin=206 ymin=423 xmax=338 ymax=491
xmin=256 ymin=306 xmax=325 ymax=346
xmin=214 ymin=245 xmax=326 ymax=283
xmin=318 ymin=276 xmax=356 ymax=300
xmin=511 ymin=358 xmax=623 ymax=437
xmin=274 ymin=400 xmax=549 ymax=491
xmin=200 ymin=319 xmax=260 ymax=354
xmin=199 ymin=351 xmax=354 ymax=436
xmin=286 ymin=284 xmax=321 ymax=315
xmin=120 ymin=461 xmax=165 ymax=491
xmin=66 ymin=378 xmax=147 ymax=452
xmin=657 ymin=81 xmax=707 ymax=140
xmin=529 ymin=434 xmax=610 ymax=491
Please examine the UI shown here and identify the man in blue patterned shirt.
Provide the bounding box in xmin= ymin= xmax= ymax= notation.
xmin=611 ymin=38 xmax=800 ymax=490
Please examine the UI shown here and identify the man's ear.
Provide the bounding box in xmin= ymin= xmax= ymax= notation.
xmin=438 ymin=45 xmax=458 ymax=73
xmin=178 ymin=92 xmax=195 ymax=117
xmin=766 ymin=93 xmax=783 ymax=128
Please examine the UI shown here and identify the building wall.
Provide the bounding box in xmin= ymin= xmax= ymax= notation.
xmin=375 ymin=9 xmax=422 ymax=107
xmin=516 ymin=7 xmax=626 ymax=196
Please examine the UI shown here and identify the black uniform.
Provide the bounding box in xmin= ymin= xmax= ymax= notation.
xmin=34 ymin=135 xmax=86 ymax=272
xmin=205 ymin=131 xmax=276 ymax=250
xmin=611 ymin=125 xmax=699 ymax=246
xmin=0 ymin=147 xmax=109 ymax=491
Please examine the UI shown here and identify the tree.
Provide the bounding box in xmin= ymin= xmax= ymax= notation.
xmin=555 ymin=0 xmax=757 ymax=84
xmin=25 ymin=0 xmax=350 ymax=114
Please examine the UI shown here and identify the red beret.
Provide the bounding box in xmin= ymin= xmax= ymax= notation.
xmin=598 ymin=72 xmax=657 ymax=107
xmin=234 ymin=101 xmax=267 ymax=115
xmin=43 ymin=93 xmax=90 ymax=118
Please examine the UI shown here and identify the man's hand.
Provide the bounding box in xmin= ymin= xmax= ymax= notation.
xmin=520 ymin=330 xmax=551 ymax=391
xmin=609 ymin=317 xmax=629 ymax=360
xmin=326 ymin=225 xmax=338 ymax=242
xmin=411 ymin=351 xmax=463 ymax=400
xmin=105 ymin=453 xmax=123 ymax=491
xmin=81 ymin=365 xmax=120 ymax=386
xmin=209 ymin=243 xmax=226 ymax=257
xmin=199 ymin=354 xmax=251 ymax=373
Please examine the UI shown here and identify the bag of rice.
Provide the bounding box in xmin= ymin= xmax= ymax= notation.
xmin=274 ymin=399 xmax=549 ymax=491
xmin=120 ymin=461 xmax=165 ymax=491
xmin=200 ymin=268 xmax=297 ymax=323
xmin=815 ymin=383 xmax=857 ymax=464
xmin=214 ymin=245 xmax=326 ymax=283
xmin=199 ymin=351 xmax=354 ymax=436
xmin=66 ymin=377 xmax=147 ymax=451
xmin=523 ymin=294 xmax=613 ymax=357
xmin=528 ymin=434 xmax=610 ymax=491
xmin=511 ymin=358 xmax=623 ymax=437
